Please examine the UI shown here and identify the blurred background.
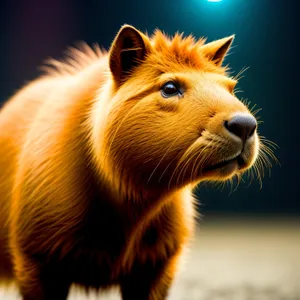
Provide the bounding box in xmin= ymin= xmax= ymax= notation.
xmin=0 ymin=0 xmax=300 ymax=299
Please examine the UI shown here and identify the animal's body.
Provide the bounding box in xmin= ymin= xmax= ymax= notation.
xmin=0 ymin=25 xmax=262 ymax=299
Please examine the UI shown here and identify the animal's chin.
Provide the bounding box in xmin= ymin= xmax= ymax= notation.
xmin=201 ymin=154 xmax=248 ymax=178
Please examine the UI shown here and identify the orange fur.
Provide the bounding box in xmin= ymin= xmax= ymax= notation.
xmin=0 ymin=25 xmax=261 ymax=299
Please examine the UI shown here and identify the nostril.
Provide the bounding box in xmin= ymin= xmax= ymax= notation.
xmin=248 ymin=124 xmax=257 ymax=137
xmin=224 ymin=120 xmax=230 ymax=131
xmin=224 ymin=114 xmax=257 ymax=142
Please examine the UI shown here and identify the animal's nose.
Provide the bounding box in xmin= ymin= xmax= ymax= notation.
xmin=224 ymin=114 xmax=257 ymax=142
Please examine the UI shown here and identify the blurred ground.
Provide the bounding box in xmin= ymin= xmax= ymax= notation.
xmin=1 ymin=215 xmax=300 ymax=300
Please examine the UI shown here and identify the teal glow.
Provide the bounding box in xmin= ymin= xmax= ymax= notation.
xmin=207 ymin=0 xmax=223 ymax=2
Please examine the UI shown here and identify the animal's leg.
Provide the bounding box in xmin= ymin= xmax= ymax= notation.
xmin=13 ymin=253 xmax=71 ymax=300
xmin=120 ymin=255 xmax=179 ymax=300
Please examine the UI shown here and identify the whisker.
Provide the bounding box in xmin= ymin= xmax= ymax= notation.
xmin=234 ymin=173 xmax=242 ymax=192
xmin=147 ymin=132 xmax=184 ymax=184
xmin=233 ymin=66 xmax=250 ymax=81
xmin=234 ymin=88 xmax=244 ymax=95
xmin=217 ymin=181 xmax=226 ymax=192
xmin=178 ymin=143 xmax=205 ymax=186
xmin=240 ymin=98 xmax=250 ymax=106
xmin=228 ymin=177 xmax=234 ymax=196
xmin=253 ymin=161 xmax=263 ymax=189
xmin=190 ymin=139 xmax=217 ymax=182
xmin=245 ymin=168 xmax=254 ymax=188
xmin=168 ymin=140 xmax=199 ymax=189
xmin=252 ymin=108 xmax=262 ymax=116
xmin=176 ymin=144 xmax=201 ymax=185
xmin=260 ymin=153 xmax=272 ymax=177
xmin=259 ymin=137 xmax=279 ymax=149
xmin=158 ymin=156 xmax=177 ymax=184
xmin=191 ymin=142 xmax=219 ymax=182
xmin=105 ymin=101 xmax=143 ymax=162
xmin=259 ymin=138 xmax=280 ymax=165
xmin=250 ymin=103 xmax=257 ymax=113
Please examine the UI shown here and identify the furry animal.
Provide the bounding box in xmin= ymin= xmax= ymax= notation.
xmin=0 ymin=24 xmax=270 ymax=299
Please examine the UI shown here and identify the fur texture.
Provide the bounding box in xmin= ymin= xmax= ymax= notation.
xmin=0 ymin=25 xmax=262 ymax=299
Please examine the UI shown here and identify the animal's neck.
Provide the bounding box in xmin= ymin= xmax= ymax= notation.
xmin=91 ymin=157 xmax=179 ymax=228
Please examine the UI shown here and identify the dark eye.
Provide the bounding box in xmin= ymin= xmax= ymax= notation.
xmin=161 ymin=81 xmax=181 ymax=98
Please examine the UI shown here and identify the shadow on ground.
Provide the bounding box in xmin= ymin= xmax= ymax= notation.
xmin=1 ymin=215 xmax=300 ymax=300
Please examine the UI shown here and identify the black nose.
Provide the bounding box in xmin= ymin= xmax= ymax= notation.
xmin=225 ymin=114 xmax=257 ymax=142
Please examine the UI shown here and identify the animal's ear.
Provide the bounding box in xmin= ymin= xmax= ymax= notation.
xmin=109 ymin=25 xmax=150 ymax=86
xmin=201 ymin=35 xmax=235 ymax=67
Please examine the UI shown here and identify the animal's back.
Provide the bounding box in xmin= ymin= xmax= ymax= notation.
xmin=0 ymin=78 xmax=56 ymax=279
xmin=0 ymin=52 xmax=108 ymax=279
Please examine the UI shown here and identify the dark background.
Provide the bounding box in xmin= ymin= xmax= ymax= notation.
xmin=1 ymin=0 xmax=299 ymax=215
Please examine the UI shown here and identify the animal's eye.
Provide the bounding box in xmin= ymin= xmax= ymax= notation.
xmin=161 ymin=81 xmax=181 ymax=98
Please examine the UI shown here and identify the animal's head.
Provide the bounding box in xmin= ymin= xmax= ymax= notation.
xmin=96 ymin=25 xmax=273 ymax=195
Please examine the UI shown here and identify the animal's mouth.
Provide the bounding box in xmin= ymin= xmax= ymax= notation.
xmin=203 ymin=153 xmax=246 ymax=172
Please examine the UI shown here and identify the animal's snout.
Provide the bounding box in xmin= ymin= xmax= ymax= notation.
xmin=224 ymin=113 xmax=257 ymax=143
